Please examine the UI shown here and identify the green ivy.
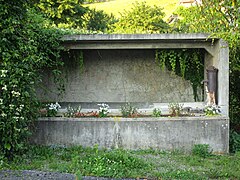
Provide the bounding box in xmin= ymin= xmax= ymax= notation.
xmin=155 ymin=49 xmax=204 ymax=101
xmin=0 ymin=2 xmax=65 ymax=160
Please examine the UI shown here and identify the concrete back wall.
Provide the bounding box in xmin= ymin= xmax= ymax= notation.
xmin=31 ymin=117 xmax=229 ymax=153
xmin=38 ymin=49 xmax=199 ymax=103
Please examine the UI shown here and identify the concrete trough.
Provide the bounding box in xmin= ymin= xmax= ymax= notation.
xmin=31 ymin=116 xmax=229 ymax=153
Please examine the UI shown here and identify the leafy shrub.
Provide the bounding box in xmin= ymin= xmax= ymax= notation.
xmin=168 ymin=102 xmax=183 ymax=116
xmin=230 ymin=130 xmax=240 ymax=153
xmin=113 ymin=1 xmax=169 ymax=33
xmin=82 ymin=8 xmax=116 ymax=32
xmin=121 ymin=103 xmax=138 ymax=117
xmin=192 ymin=144 xmax=212 ymax=158
xmin=0 ymin=2 xmax=64 ymax=159
xmin=152 ymin=108 xmax=161 ymax=117
xmin=71 ymin=147 xmax=152 ymax=178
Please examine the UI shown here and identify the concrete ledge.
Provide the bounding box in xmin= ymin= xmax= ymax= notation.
xmin=62 ymin=33 xmax=213 ymax=41
xmin=31 ymin=117 xmax=229 ymax=153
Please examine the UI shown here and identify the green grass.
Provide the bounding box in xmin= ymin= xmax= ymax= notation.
xmin=85 ymin=0 xmax=179 ymax=19
xmin=1 ymin=145 xmax=240 ymax=179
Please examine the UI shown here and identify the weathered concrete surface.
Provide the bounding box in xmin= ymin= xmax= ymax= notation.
xmin=38 ymin=49 xmax=198 ymax=103
xmin=37 ymin=33 xmax=229 ymax=116
xmin=31 ymin=117 xmax=229 ymax=153
xmin=62 ymin=33 xmax=216 ymax=56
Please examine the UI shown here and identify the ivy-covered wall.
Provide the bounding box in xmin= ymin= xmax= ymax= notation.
xmin=37 ymin=49 xmax=202 ymax=104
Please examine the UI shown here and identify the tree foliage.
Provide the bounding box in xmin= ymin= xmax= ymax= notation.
xmin=113 ymin=2 xmax=169 ymax=33
xmin=172 ymin=0 xmax=240 ymax=127
xmin=172 ymin=0 xmax=239 ymax=33
xmin=82 ymin=8 xmax=116 ymax=32
xmin=35 ymin=0 xmax=88 ymax=28
xmin=0 ymin=1 xmax=64 ymax=159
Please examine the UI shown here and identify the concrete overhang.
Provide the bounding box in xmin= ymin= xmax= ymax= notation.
xmin=61 ymin=33 xmax=229 ymax=116
xmin=62 ymin=33 xmax=217 ymax=56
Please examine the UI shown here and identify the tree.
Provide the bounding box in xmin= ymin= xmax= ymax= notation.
xmin=113 ymin=2 xmax=169 ymax=33
xmin=82 ymin=8 xmax=116 ymax=32
xmin=35 ymin=0 xmax=88 ymax=28
xmin=172 ymin=0 xmax=240 ymax=128
xmin=172 ymin=0 xmax=239 ymax=33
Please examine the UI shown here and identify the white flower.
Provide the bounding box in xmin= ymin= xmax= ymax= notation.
xmin=2 ymin=85 xmax=7 ymax=91
xmin=9 ymin=104 xmax=14 ymax=109
xmin=97 ymin=103 xmax=110 ymax=116
xmin=1 ymin=112 xmax=7 ymax=117
xmin=11 ymin=91 xmax=21 ymax=97
xmin=0 ymin=98 xmax=3 ymax=105
xmin=47 ymin=102 xmax=61 ymax=111
xmin=0 ymin=70 xmax=7 ymax=77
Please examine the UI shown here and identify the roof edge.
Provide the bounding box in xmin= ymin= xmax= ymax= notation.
xmin=62 ymin=33 xmax=215 ymax=42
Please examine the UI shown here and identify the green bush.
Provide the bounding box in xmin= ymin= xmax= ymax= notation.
xmin=230 ymin=130 xmax=240 ymax=153
xmin=71 ymin=147 xmax=152 ymax=178
xmin=152 ymin=108 xmax=161 ymax=117
xmin=0 ymin=1 xmax=64 ymax=159
xmin=192 ymin=144 xmax=212 ymax=158
xmin=82 ymin=8 xmax=116 ymax=32
xmin=113 ymin=1 xmax=169 ymax=33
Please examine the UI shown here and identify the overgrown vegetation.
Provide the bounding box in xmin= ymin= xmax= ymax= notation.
xmin=0 ymin=1 xmax=64 ymax=160
xmin=120 ymin=103 xmax=138 ymax=117
xmin=112 ymin=2 xmax=169 ymax=33
xmin=1 ymin=145 xmax=240 ymax=179
xmin=171 ymin=0 xmax=240 ymax=129
xmin=192 ymin=144 xmax=212 ymax=158
xmin=1 ymin=0 xmax=240 ymax=164
xmin=155 ymin=49 xmax=204 ymax=101
xmin=230 ymin=130 xmax=240 ymax=153
xmin=35 ymin=0 xmax=115 ymax=32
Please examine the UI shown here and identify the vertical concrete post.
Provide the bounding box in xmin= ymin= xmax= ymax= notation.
xmin=214 ymin=39 xmax=229 ymax=116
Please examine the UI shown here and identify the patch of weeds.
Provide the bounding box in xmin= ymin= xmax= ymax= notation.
xmin=206 ymin=168 xmax=230 ymax=179
xmin=64 ymin=105 xmax=82 ymax=117
xmin=71 ymin=148 xmax=152 ymax=178
xmin=121 ymin=103 xmax=138 ymax=117
xmin=230 ymin=130 xmax=240 ymax=153
xmin=168 ymin=102 xmax=183 ymax=116
xmin=76 ymin=170 xmax=83 ymax=180
xmin=192 ymin=144 xmax=212 ymax=158
xmin=133 ymin=148 xmax=167 ymax=156
xmin=156 ymin=169 xmax=206 ymax=180
xmin=152 ymin=108 xmax=161 ymax=117
xmin=2 ymin=145 xmax=240 ymax=179
xmin=0 ymin=152 xmax=8 ymax=170
xmin=204 ymin=105 xmax=221 ymax=116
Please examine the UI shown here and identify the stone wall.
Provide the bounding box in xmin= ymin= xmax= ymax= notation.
xmin=37 ymin=49 xmax=201 ymax=104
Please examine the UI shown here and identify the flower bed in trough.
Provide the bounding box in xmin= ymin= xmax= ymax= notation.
xmin=32 ymin=102 xmax=229 ymax=153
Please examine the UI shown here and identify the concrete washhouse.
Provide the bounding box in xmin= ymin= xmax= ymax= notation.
xmin=32 ymin=34 xmax=229 ymax=153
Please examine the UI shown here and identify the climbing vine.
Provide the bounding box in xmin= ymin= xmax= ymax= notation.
xmin=0 ymin=2 xmax=65 ymax=160
xmin=63 ymin=50 xmax=84 ymax=74
xmin=155 ymin=49 xmax=204 ymax=101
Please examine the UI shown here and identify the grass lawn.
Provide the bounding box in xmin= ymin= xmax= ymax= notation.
xmin=1 ymin=145 xmax=240 ymax=179
xmin=85 ymin=0 xmax=179 ymax=19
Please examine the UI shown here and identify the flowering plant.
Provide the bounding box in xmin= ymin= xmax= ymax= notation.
xmin=65 ymin=105 xmax=82 ymax=117
xmin=204 ymin=105 xmax=221 ymax=116
xmin=98 ymin=103 xmax=110 ymax=117
xmin=46 ymin=102 xmax=61 ymax=117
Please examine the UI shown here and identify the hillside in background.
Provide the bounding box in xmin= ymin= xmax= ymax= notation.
xmin=85 ymin=0 xmax=179 ymax=19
